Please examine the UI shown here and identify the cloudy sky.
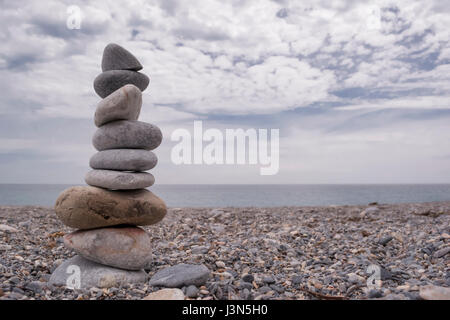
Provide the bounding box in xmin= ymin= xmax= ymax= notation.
xmin=1 ymin=0 xmax=450 ymax=184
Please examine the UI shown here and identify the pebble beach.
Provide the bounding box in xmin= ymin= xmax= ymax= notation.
xmin=0 ymin=201 xmax=449 ymax=300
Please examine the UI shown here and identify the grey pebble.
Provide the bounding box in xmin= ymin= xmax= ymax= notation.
xmin=433 ymin=247 xmax=450 ymax=258
xmin=238 ymin=281 xmax=253 ymax=290
xmin=90 ymin=149 xmax=157 ymax=172
xmin=85 ymin=169 xmax=155 ymax=190
xmin=92 ymin=120 xmax=162 ymax=151
xmin=242 ymin=274 xmax=254 ymax=283
xmin=186 ymin=285 xmax=199 ymax=298
xmin=259 ymin=286 xmax=271 ymax=294
xmin=367 ymin=289 xmax=383 ymax=298
xmin=149 ymin=264 xmax=210 ymax=288
xmin=102 ymin=43 xmax=143 ymax=72
xmin=292 ymin=275 xmax=302 ymax=285
xmin=25 ymin=281 xmax=45 ymax=294
xmin=378 ymin=236 xmax=393 ymax=246
xmin=262 ymin=276 xmax=275 ymax=284
xmin=94 ymin=70 xmax=149 ymax=98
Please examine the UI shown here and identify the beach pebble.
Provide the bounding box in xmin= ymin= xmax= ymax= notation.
xmin=242 ymin=274 xmax=254 ymax=283
xmin=92 ymin=120 xmax=162 ymax=151
xmin=24 ymin=281 xmax=45 ymax=294
xmin=94 ymin=70 xmax=149 ymax=98
xmin=367 ymin=289 xmax=383 ymax=299
xmin=0 ymin=224 xmax=18 ymax=233
xmin=90 ymin=149 xmax=157 ymax=172
xmin=143 ymin=288 xmax=184 ymax=300
xmin=347 ymin=273 xmax=365 ymax=284
xmin=185 ymin=285 xmax=199 ymax=298
xmin=55 ymin=186 xmax=167 ymax=229
xmin=263 ymin=276 xmax=275 ymax=284
xmin=94 ymin=84 xmax=142 ymax=127
xmin=433 ymin=247 xmax=450 ymax=258
xmin=149 ymin=264 xmax=210 ymax=288
xmin=85 ymin=170 xmax=155 ymax=190
xmin=419 ymin=285 xmax=450 ymax=300
xmin=102 ymin=43 xmax=143 ymax=72
xmin=378 ymin=236 xmax=393 ymax=246
xmin=49 ymin=255 xmax=148 ymax=289
xmin=64 ymin=227 xmax=152 ymax=270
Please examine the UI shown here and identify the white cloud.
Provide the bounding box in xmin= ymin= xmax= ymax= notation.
xmin=1 ymin=0 xmax=450 ymax=184
xmin=336 ymin=96 xmax=450 ymax=111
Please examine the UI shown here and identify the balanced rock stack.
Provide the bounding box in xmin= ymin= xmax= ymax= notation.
xmin=50 ymin=44 xmax=167 ymax=289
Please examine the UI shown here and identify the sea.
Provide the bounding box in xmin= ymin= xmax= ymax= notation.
xmin=0 ymin=184 xmax=450 ymax=207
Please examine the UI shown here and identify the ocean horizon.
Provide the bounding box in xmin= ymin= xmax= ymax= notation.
xmin=1 ymin=183 xmax=450 ymax=207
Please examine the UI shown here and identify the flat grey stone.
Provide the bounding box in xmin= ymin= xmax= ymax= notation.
xmin=433 ymin=247 xmax=450 ymax=258
xmin=94 ymin=70 xmax=149 ymax=98
xmin=85 ymin=169 xmax=155 ymax=190
xmin=185 ymin=285 xmax=199 ymax=298
xmin=49 ymin=255 xmax=148 ymax=289
xmin=92 ymin=120 xmax=162 ymax=151
xmin=90 ymin=149 xmax=157 ymax=171
xmin=64 ymin=226 xmax=152 ymax=270
xmin=95 ymin=84 xmax=142 ymax=127
xmin=149 ymin=264 xmax=210 ymax=288
xmin=102 ymin=43 xmax=143 ymax=72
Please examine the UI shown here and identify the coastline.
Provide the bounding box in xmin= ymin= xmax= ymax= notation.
xmin=0 ymin=201 xmax=449 ymax=300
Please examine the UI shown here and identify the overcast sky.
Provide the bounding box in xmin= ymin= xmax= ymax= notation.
xmin=1 ymin=0 xmax=450 ymax=184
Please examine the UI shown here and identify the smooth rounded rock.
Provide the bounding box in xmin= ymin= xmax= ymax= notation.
xmin=85 ymin=170 xmax=155 ymax=190
xmin=55 ymin=186 xmax=167 ymax=229
xmin=49 ymin=255 xmax=148 ymax=289
xmin=102 ymin=43 xmax=143 ymax=72
xmin=94 ymin=70 xmax=149 ymax=98
xmin=419 ymin=285 xmax=450 ymax=300
xmin=143 ymin=288 xmax=185 ymax=300
xmin=64 ymin=226 xmax=152 ymax=270
xmin=90 ymin=149 xmax=157 ymax=171
xmin=149 ymin=264 xmax=210 ymax=288
xmin=95 ymin=84 xmax=142 ymax=127
xmin=92 ymin=120 xmax=162 ymax=151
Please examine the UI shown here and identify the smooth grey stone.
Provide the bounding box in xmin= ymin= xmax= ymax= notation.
xmin=85 ymin=169 xmax=155 ymax=190
xmin=242 ymin=274 xmax=254 ymax=283
xmin=25 ymin=281 xmax=45 ymax=294
xmin=378 ymin=236 xmax=393 ymax=246
xmin=92 ymin=120 xmax=162 ymax=151
xmin=149 ymin=264 xmax=210 ymax=288
xmin=94 ymin=70 xmax=149 ymax=98
xmin=102 ymin=43 xmax=143 ymax=72
xmin=185 ymin=285 xmax=199 ymax=298
xmin=95 ymin=84 xmax=142 ymax=127
xmin=49 ymin=255 xmax=147 ymax=289
xmin=64 ymin=227 xmax=152 ymax=270
xmin=90 ymin=149 xmax=157 ymax=171
xmin=433 ymin=247 xmax=450 ymax=258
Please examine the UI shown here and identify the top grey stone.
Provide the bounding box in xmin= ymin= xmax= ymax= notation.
xmin=149 ymin=263 xmax=210 ymax=288
xmin=102 ymin=43 xmax=143 ymax=72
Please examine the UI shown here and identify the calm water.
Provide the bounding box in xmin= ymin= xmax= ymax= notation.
xmin=0 ymin=184 xmax=450 ymax=207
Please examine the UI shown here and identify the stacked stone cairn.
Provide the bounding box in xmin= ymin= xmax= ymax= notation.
xmin=50 ymin=44 xmax=167 ymax=289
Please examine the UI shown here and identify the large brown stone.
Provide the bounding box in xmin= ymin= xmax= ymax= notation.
xmin=54 ymin=186 xmax=167 ymax=229
xmin=64 ymin=226 xmax=152 ymax=270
